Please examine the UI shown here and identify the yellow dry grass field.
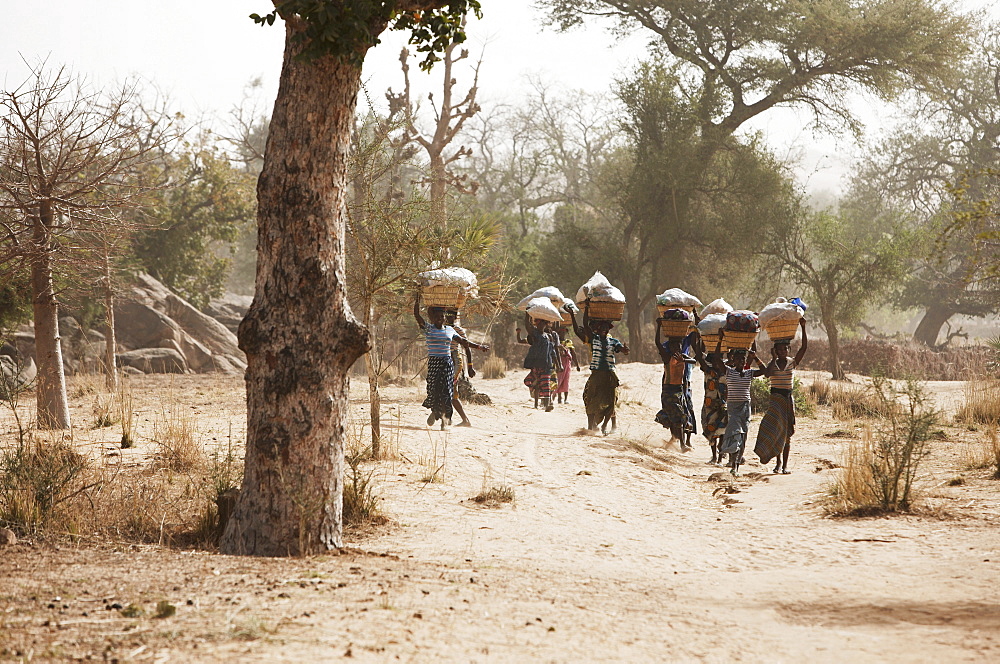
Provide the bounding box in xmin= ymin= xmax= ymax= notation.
xmin=1 ymin=366 xmax=999 ymax=662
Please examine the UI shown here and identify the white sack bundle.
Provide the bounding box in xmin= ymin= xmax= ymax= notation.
xmin=697 ymin=313 xmax=728 ymax=335
xmin=525 ymin=297 xmax=564 ymax=323
xmin=656 ymin=287 xmax=702 ymax=308
xmin=700 ymin=298 xmax=734 ymax=318
xmin=759 ymin=301 xmax=804 ymax=327
xmin=517 ymin=286 xmax=569 ymax=311
xmin=418 ymin=267 xmax=479 ymax=297
xmin=575 ymin=271 xmax=626 ymax=304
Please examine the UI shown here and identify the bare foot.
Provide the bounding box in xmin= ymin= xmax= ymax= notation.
xmin=456 ymin=420 xmax=472 ymax=427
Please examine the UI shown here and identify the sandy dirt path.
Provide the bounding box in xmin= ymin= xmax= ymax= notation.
xmin=2 ymin=365 xmax=999 ymax=662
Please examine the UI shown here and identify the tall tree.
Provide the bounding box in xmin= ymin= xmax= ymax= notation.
xmin=389 ymin=34 xmax=481 ymax=228
xmin=852 ymin=29 xmax=1000 ymax=346
xmin=0 ymin=64 xmax=166 ymax=428
xmin=765 ymin=205 xmax=914 ymax=379
xmin=220 ymin=0 xmax=481 ymax=557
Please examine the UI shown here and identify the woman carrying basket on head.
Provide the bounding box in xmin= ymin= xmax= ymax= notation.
xmin=570 ymin=305 xmax=629 ymax=434
xmin=414 ymin=294 xmax=489 ymax=430
xmin=754 ymin=317 xmax=808 ymax=473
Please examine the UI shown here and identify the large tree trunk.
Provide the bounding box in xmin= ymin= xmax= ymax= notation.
xmin=429 ymin=153 xmax=447 ymax=228
xmin=823 ymin=312 xmax=846 ymax=381
xmin=624 ymin=292 xmax=647 ymax=363
xmin=31 ymin=208 xmax=71 ymax=430
xmin=912 ymin=303 xmax=955 ymax=348
xmin=220 ymin=24 xmax=371 ymax=557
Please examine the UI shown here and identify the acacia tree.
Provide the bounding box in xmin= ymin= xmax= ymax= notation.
xmin=0 ymin=64 xmax=165 ymax=428
xmin=853 ymin=30 xmax=1000 ymax=346
xmin=766 ymin=207 xmax=913 ymax=379
xmin=220 ymin=0 xmax=481 ymax=557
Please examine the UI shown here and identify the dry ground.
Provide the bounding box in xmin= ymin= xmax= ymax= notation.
xmin=1 ymin=364 xmax=999 ymax=662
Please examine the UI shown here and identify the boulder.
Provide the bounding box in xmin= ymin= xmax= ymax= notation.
xmin=121 ymin=274 xmax=246 ymax=372
xmin=0 ymin=343 xmax=37 ymax=390
xmin=117 ymin=348 xmax=187 ymax=374
xmin=204 ymin=293 xmax=252 ymax=335
xmin=0 ymin=528 xmax=16 ymax=547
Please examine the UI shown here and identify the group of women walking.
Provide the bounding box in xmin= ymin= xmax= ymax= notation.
xmin=414 ymin=292 xmax=807 ymax=475
xmin=654 ymin=316 xmax=808 ymax=476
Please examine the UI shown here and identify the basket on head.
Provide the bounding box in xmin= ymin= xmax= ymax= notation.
xmin=561 ymin=309 xmax=574 ymax=326
xmin=764 ymin=317 xmax=799 ymax=341
xmin=659 ymin=319 xmax=692 ymax=339
xmin=422 ymin=284 xmax=463 ymax=308
xmin=700 ymin=332 xmax=728 ymax=353
xmin=657 ymin=304 xmax=698 ymax=317
xmin=587 ymin=300 xmax=625 ymax=321
xmin=723 ymin=329 xmax=757 ymax=350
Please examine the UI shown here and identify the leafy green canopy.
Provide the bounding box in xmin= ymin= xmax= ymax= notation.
xmin=541 ymin=0 xmax=970 ymax=138
xmin=251 ymin=1 xmax=482 ymax=69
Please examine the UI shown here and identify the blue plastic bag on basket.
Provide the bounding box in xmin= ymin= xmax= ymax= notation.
xmin=789 ymin=297 xmax=808 ymax=311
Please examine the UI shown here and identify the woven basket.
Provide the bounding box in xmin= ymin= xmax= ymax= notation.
xmin=587 ymin=300 xmax=625 ymax=321
xmin=657 ymin=304 xmax=697 ymax=317
xmin=723 ymin=329 xmax=758 ymax=350
xmin=423 ymin=285 xmax=463 ymax=308
xmin=700 ymin=332 xmax=728 ymax=353
xmin=765 ymin=317 xmax=800 ymax=341
xmin=659 ymin=319 xmax=691 ymax=338
xmin=561 ymin=310 xmax=574 ymax=326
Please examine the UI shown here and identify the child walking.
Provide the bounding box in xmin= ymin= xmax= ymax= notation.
xmin=712 ymin=342 xmax=765 ymax=476
xmin=554 ymin=328 xmax=579 ymax=404
xmin=698 ymin=336 xmax=729 ymax=465
xmin=653 ymin=321 xmax=698 ymax=449
xmin=445 ymin=309 xmax=476 ymax=427
xmin=570 ymin=306 xmax=629 ymax=434
xmin=414 ymin=295 xmax=489 ymax=430
xmin=754 ymin=317 xmax=808 ymax=473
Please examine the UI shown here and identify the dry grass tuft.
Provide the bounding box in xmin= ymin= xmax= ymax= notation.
xmin=961 ymin=427 xmax=1000 ymax=479
xmin=812 ymin=380 xmax=895 ymax=421
xmin=471 ymin=484 xmax=515 ymax=507
xmin=481 ymin=354 xmax=507 ymax=379
xmin=92 ymin=392 xmax=118 ymax=429
xmin=827 ymin=379 xmax=939 ymax=515
xmin=0 ymin=435 xmax=88 ymax=534
xmin=955 ymin=379 xmax=1000 ymax=426
xmin=153 ymin=408 xmax=205 ymax=473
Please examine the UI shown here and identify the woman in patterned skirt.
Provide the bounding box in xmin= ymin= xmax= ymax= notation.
xmin=414 ymin=295 xmax=489 ymax=430
xmin=754 ymin=317 xmax=808 ymax=473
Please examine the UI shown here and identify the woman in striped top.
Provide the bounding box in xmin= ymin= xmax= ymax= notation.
xmin=712 ymin=342 xmax=766 ymax=476
xmin=570 ymin=306 xmax=629 ymax=434
xmin=414 ymin=295 xmax=489 ymax=430
xmin=754 ymin=318 xmax=808 ymax=473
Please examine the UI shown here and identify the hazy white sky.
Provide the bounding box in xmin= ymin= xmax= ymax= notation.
xmin=2 ymin=1 xmax=996 ymax=195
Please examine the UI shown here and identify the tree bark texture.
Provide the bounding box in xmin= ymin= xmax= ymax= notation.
xmin=220 ymin=25 xmax=371 ymax=557
xmin=31 ymin=207 xmax=71 ymax=430
xmin=363 ymin=302 xmax=383 ymax=458
xmin=912 ymin=303 xmax=955 ymax=348
xmin=823 ymin=311 xmax=846 ymax=381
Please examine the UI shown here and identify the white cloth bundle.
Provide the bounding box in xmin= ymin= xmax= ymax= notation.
xmin=697 ymin=313 xmax=728 ymax=335
xmin=759 ymin=301 xmax=804 ymax=326
xmin=517 ymin=286 xmax=569 ymax=311
xmin=656 ymin=288 xmax=702 ymax=308
xmin=700 ymin=298 xmax=733 ymax=318
xmin=418 ymin=267 xmax=479 ymax=297
xmin=575 ymin=271 xmax=626 ymax=304
xmin=525 ymin=297 xmax=564 ymax=323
